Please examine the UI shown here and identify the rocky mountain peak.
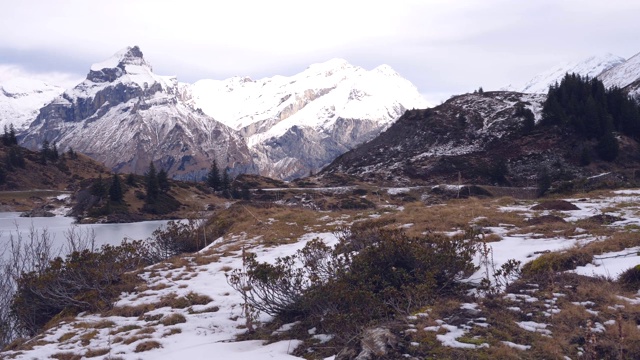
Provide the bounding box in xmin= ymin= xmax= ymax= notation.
xmin=86 ymin=46 xmax=158 ymax=85
xmin=90 ymin=45 xmax=148 ymax=71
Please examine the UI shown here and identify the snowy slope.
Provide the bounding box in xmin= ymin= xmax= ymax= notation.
xmin=514 ymin=53 xmax=625 ymax=94
xmin=187 ymin=59 xmax=429 ymax=179
xmin=598 ymin=51 xmax=640 ymax=99
xmin=0 ymin=78 xmax=64 ymax=130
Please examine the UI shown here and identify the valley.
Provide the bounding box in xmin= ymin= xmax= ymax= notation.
xmin=2 ymin=44 xmax=640 ymax=360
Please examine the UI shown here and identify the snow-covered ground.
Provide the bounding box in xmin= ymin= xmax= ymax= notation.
xmin=5 ymin=189 xmax=640 ymax=358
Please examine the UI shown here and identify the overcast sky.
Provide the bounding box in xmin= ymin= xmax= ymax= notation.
xmin=1 ymin=0 xmax=639 ymax=104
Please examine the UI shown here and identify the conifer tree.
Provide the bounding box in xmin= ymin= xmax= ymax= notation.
xmin=8 ymin=124 xmax=17 ymax=145
xmin=206 ymin=159 xmax=221 ymax=191
xmin=221 ymin=168 xmax=231 ymax=196
xmin=157 ymin=168 xmax=170 ymax=193
xmin=91 ymin=175 xmax=107 ymax=198
xmin=40 ymin=140 xmax=50 ymax=164
xmin=109 ymin=173 xmax=124 ymax=203
xmin=126 ymin=173 xmax=136 ymax=186
xmin=145 ymin=162 xmax=159 ymax=203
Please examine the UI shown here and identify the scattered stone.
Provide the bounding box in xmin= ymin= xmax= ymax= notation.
xmin=335 ymin=327 xmax=398 ymax=360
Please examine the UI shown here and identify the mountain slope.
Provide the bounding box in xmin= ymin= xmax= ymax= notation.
xmin=321 ymin=91 xmax=640 ymax=187
xmin=598 ymin=51 xmax=640 ymax=99
xmin=185 ymin=59 xmax=429 ymax=179
xmin=20 ymin=46 xmax=256 ymax=179
xmin=0 ymin=78 xmax=64 ymax=130
xmin=511 ymin=54 xmax=625 ymax=94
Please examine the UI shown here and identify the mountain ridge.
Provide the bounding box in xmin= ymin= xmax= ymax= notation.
xmin=14 ymin=46 xmax=428 ymax=180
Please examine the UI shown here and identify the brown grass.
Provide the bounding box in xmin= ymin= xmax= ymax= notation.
xmin=57 ymin=332 xmax=77 ymax=342
xmin=156 ymin=291 xmax=213 ymax=309
xmin=108 ymin=303 xmax=155 ymax=317
xmin=160 ymin=313 xmax=187 ymax=326
xmin=109 ymin=325 xmax=141 ymax=335
xmin=387 ymin=198 xmax=528 ymax=236
xmin=79 ymin=330 xmax=99 ymax=346
xmin=162 ymin=327 xmax=182 ymax=337
xmin=134 ymin=340 xmax=162 ymax=353
xmin=50 ymin=352 xmax=82 ymax=360
xmin=135 ymin=327 xmax=156 ymax=335
xmin=84 ymin=348 xmax=110 ymax=358
xmin=121 ymin=335 xmax=151 ymax=345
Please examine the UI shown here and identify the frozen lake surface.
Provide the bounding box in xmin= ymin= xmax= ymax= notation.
xmin=0 ymin=212 xmax=172 ymax=258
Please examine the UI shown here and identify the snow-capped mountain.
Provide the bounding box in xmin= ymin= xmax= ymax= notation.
xmin=17 ymin=47 xmax=428 ymax=180
xmin=0 ymin=78 xmax=64 ymax=130
xmin=185 ymin=59 xmax=429 ymax=179
xmin=598 ymin=51 xmax=640 ymax=99
xmin=21 ymin=46 xmax=255 ymax=178
xmin=511 ymin=53 xmax=625 ymax=94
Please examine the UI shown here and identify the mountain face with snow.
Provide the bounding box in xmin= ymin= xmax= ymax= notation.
xmin=321 ymin=91 xmax=640 ymax=187
xmin=510 ymin=53 xmax=625 ymax=94
xmin=0 ymin=78 xmax=64 ymax=130
xmin=598 ymin=51 xmax=640 ymax=100
xmin=20 ymin=46 xmax=256 ymax=178
xmin=184 ymin=59 xmax=429 ymax=179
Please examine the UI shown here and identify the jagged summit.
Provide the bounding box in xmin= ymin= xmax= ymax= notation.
xmin=82 ymin=46 xmax=174 ymax=91
xmin=22 ymin=46 xmax=254 ymax=178
xmin=90 ymin=45 xmax=148 ymax=72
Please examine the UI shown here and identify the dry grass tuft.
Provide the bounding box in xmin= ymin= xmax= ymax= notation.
xmin=109 ymin=324 xmax=141 ymax=335
xmin=50 ymin=352 xmax=82 ymax=360
xmin=108 ymin=303 xmax=155 ymax=317
xmin=162 ymin=327 xmax=182 ymax=337
xmin=84 ymin=347 xmax=110 ymax=358
xmin=121 ymin=335 xmax=151 ymax=345
xmin=134 ymin=340 xmax=162 ymax=353
xmin=57 ymin=332 xmax=77 ymax=342
xmin=160 ymin=313 xmax=187 ymax=326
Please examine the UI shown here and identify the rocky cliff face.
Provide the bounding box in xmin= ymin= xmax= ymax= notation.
xmin=185 ymin=59 xmax=429 ymax=180
xmin=21 ymin=46 xmax=256 ymax=179
xmin=321 ymin=91 xmax=640 ymax=187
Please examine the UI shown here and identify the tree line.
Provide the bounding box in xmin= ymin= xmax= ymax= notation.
xmin=541 ymin=73 xmax=640 ymax=161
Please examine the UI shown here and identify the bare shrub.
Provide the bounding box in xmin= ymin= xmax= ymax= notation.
xmin=228 ymin=226 xmax=478 ymax=340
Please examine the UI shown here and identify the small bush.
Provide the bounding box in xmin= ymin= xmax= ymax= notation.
xmin=228 ymin=226 xmax=478 ymax=340
xmin=618 ymin=265 xmax=640 ymax=291
xmin=11 ymin=240 xmax=151 ymax=336
xmin=522 ymin=251 xmax=593 ymax=276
